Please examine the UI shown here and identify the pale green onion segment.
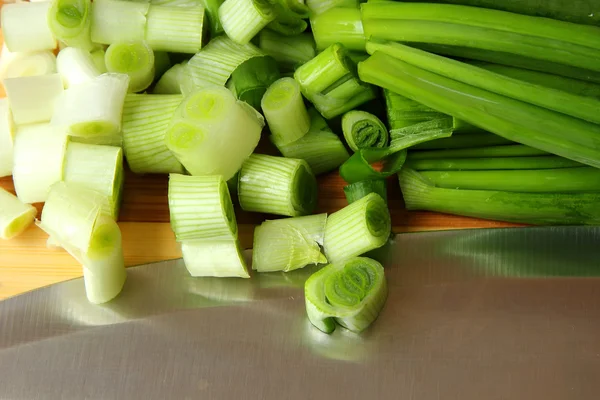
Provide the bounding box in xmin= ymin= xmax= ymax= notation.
xmin=272 ymin=107 xmax=350 ymax=175
xmin=165 ymin=86 xmax=263 ymax=180
xmin=12 ymin=124 xmax=68 ymax=204
xmin=48 ymin=0 xmax=94 ymax=51
xmin=238 ymin=154 xmax=318 ymax=217
xmin=0 ymin=99 xmax=15 ymax=178
xmin=63 ymin=141 xmax=124 ymax=220
xmin=51 ymin=73 xmax=130 ymax=139
xmin=0 ymin=45 xmax=57 ymax=81
xmin=1 ymin=2 xmax=57 ymax=52
xmin=219 ymin=0 xmax=275 ymax=45
xmin=181 ymin=240 xmax=250 ymax=278
xmin=3 ymin=74 xmax=64 ymax=125
xmin=153 ymin=62 xmax=187 ymax=94
xmin=90 ymin=48 xmax=108 ymax=73
xmin=342 ymin=110 xmax=389 ymax=152
xmin=184 ymin=36 xmax=264 ymax=92
xmin=258 ymin=30 xmax=316 ymax=70
xmin=56 ymin=47 xmax=101 ymax=88
xmin=0 ymin=188 xmax=37 ymax=240
xmin=122 ymin=94 xmax=185 ymax=174
xmin=323 ymin=192 xmax=390 ymax=263
xmin=252 ymin=214 xmax=328 ymax=272
xmin=168 ymin=173 xmax=238 ymax=241
xmin=90 ymin=0 xmax=150 ymax=45
xmin=306 ymin=0 xmax=358 ymax=15
xmin=305 ymin=256 xmax=387 ymax=333
xmin=146 ymin=5 xmax=205 ymax=54
xmin=105 ymin=42 xmax=155 ymax=93
xmin=262 ymin=77 xmax=310 ymax=145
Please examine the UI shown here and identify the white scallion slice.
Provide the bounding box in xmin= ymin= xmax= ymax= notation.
xmin=153 ymin=62 xmax=187 ymax=94
xmin=1 ymin=2 xmax=57 ymax=52
xmin=0 ymin=44 xmax=57 ymax=81
xmin=218 ymin=0 xmax=275 ymax=45
xmin=12 ymin=124 xmax=68 ymax=204
xmin=122 ymin=93 xmax=185 ymax=174
xmin=322 ymin=192 xmax=391 ymax=263
xmin=238 ymin=154 xmax=318 ymax=217
xmin=0 ymin=188 xmax=37 ymax=240
xmin=105 ymin=42 xmax=155 ymax=93
xmin=0 ymin=99 xmax=15 ymax=178
xmin=146 ymin=5 xmax=205 ymax=54
xmin=90 ymin=0 xmax=150 ymax=45
xmin=63 ymin=141 xmax=124 ymax=220
xmin=305 ymin=256 xmax=387 ymax=333
xmin=262 ymin=77 xmax=310 ymax=145
xmin=165 ymin=86 xmax=263 ymax=180
xmin=168 ymin=173 xmax=238 ymax=241
xmin=48 ymin=0 xmax=94 ymax=51
xmin=3 ymin=74 xmax=64 ymax=125
xmin=51 ymin=73 xmax=130 ymax=138
xmin=56 ymin=47 xmax=101 ymax=88
xmin=181 ymin=239 xmax=250 ymax=278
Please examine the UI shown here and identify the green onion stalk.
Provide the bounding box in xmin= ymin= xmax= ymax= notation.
xmin=261 ymin=77 xmax=310 ymax=144
xmin=218 ymin=0 xmax=276 ymax=45
xmin=408 ymin=144 xmax=548 ymax=160
xmin=406 ymin=156 xmax=583 ymax=171
xmin=258 ymin=30 xmax=316 ymax=71
xmin=341 ymin=110 xmax=388 ymax=152
xmin=48 ymin=0 xmax=94 ymax=51
xmin=310 ymin=7 xmax=366 ymax=52
xmin=105 ymin=41 xmax=155 ymax=93
xmin=343 ymin=179 xmax=387 ymax=204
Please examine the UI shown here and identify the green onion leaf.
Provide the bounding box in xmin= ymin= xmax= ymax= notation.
xmin=228 ymin=56 xmax=281 ymax=110
xmin=408 ymin=144 xmax=549 ymax=160
xmin=406 ymin=156 xmax=583 ymax=171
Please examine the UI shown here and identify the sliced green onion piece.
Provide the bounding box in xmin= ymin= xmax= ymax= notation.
xmin=51 ymin=73 xmax=130 ymax=138
xmin=181 ymin=240 xmax=250 ymax=278
xmin=153 ymin=51 xmax=172 ymax=79
xmin=262 ymin=77 xmax=310 ymax=144
xmin=122 ymin=93 xmax=185 ymax=174
xmin=310 ymin=7 xmax=365 ymax=51
xmin=267 ymin=16 xmax=307 ymax=36
xmin=12 ymin=124 xmax=68 ymax=204
xmin=344 ymin=180 xmax=387 ymax=204
xmin=48 ymin=0 xmax=94 ymax=51
xmin=0 ymin=188 xmax=37 ymax=240
xmin=239 ymin=154 xmax=318 ymax=217
xmin=200 ymin=0 xmax=225 ymax=37
xmin=305 ymin=256 xmax=387 ymax=333
xmin=68 ymin=134 xmax=123 ymax=147
xmin=105 ymin=42 xmax=155 ymax=93
xmin=1 ymin=2 xmax=57 ymax=52
xmin=0 ymin=99 xmax=15 ymax=178
xmin=323 ymin=192 xmax=390 ymax=263
xmin=228 ymin=56 xmax=281 ymax=110
xmin=56 ymin=47 xmax=101 ymax=88
xmin=252 ymin=220 xmax=327 ymax=272
xmin=406 ymin=156 xmax=583 ymax=171
xmin=146 ymin=5 xmax=205 ymax=54
xmin=63 ymin=141 xmax=124 ymax=219
xmin=3 ymin=74 xmax=64 ymax=125
xmin=341 ymin=110 xmax=388 ymax=152
xmin=218 ymin=0 xmax=275 ymax=45
xmin=90 ymin=0 xmax=150 ymax=45
xmin=272 ymin=107 xmax=350 ymax=175
xmin=305 ymin=0 xmax=358 ymax=15
xmin=154 ymin=62 xmax=187 ymax=94
xmin=408 ymin=145 xmax=548 ymax=160
xmin=258 ymin=30 xmax=316 ymax=70
xmin=184 ymin=36 xmax=264 ymax=91
xmin=269 ymin=213 xmax=328 ymax=244
xmin=383 ymin=88 xmax=445 ymax=130
xmin=168 ymin=173 xmax=238 ymax=241
xmin=0 ymin=46 xmax=57 ymax=81
xmin=399 ymin=168 xmax=600 ymax=225
xmin=90 ymin=48 xmax=108 ymax=73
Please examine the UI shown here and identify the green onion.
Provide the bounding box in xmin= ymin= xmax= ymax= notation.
xmin=146 ymin=5 xmax=205 ymax=53
xmin=90 ymin=48 xmax=108 ymax=73
xmin=168 ymin=173 xmax=238 ymax=241
xmin=383 ymin=88 xmax=446 ymax=130
xmin=305 ymin=256 xmax=387 ymax=333
xmin=63 ymin=141 xmax=124 ymax=219
xmin=341 ymin=110 xmax=388 ymax=152
xmin=218 ymin=0 xmax=275 ymax=45
xmin=344 ymin=180 xmax=387 ymax=204
xmin=306 ymin=0 xmax=358 ymax=15
xmin=1 ymin=2 xmax=57 ymax=52
xmin=181 ymin=240 xmax=250 ymax=278
xmin=406 ymin=156 xmax=583 ymax=171
xmin=153 ymin=51 xmax=172 ymax=79
xmin=3 ymin=74 xmax=64 ymax=125
xmin=48 ymin=0 xmax=94 ymax=51
xmin=367 ymin=40 xmax=600 ymax=125
xmin=0 ymin=188 xmax=37 ymax=240
xmin=271 ymin=108 xmax=350 ymax=175
xmin=359 ymin=51 xmax=600 ymax=168
xmin=165 ymin=86 xmax=263 ymax=180
xmin=267 ymin=17 xmax=308 ymax=36
xmin=294 ymin=43 xmax=376 ymax=119
xmin=105 ymin=42 xmax=155 ymax=93
xmin=323 ymin=192 xmax=390 ymax=263
xmin=412 ymin=131 xmax=514 ymax=150
xmin=408 ymin=145 xmax=548 ymax=160
xmin=154 ymin=62 xmax=187 ymax=94
xmin=0 ymin=99 xmax=15 ymax=178
xmin=310 ymin=7 xmax=365 ymax=52
xmin=238 ymin=154 xmax=318 ymax=216
xmin=90 ymin=0 xmax=150 ymax=45
xmin=51 ymin=73 xmax=130 ymax=139
xmin=399 ymin=168 xmax=600 ymax=225
xmin=56 ymin=47 xmax=101 ymax=89
xmin=0 ymin=46 xmax=57 ymax=81
xmin=262 ymin=77 xmax=310 ymax=144
xmin=258 ymin=30 xmax=316 ymax=70
xmin=252 ymin=215 xmax=328 ymax=272
xmin=200 ymin=0 xmax=225 ymax=37
xmin=122 ymin=93 xmax=185 ymax=174
xmin=228 ymin=56 xmax=281 ymax=110
xmin=12 ymin=124 xmax=68 ymax=204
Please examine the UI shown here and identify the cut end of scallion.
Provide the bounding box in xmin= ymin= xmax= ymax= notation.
xmin=105 ymin=41 xmax=155 ymax=93
xmin=0 ymin=188 xmax=37 ymax=240
xmin=262 ymin=77 xmax=310 ymax=145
